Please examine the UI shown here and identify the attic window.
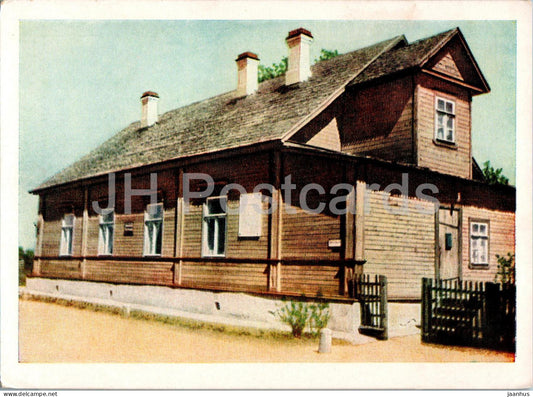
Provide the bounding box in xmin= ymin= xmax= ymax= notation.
xmin=435 ymin=97 xmax=455 ymax=144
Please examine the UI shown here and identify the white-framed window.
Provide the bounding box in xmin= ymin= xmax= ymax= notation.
xmin=435 ymin=97 xmax=455 ymax=143
xmin=59 ymin=214 xmax=74 ymax=256
xmin=202 ymin=196 xmax=227 ymax=257
xmin=143 ymin=203 xmax=163 ymax=256
xmin=98 ymin=210 xmax=114 ymax=255
xmin=470 ymin=221 xmax=489 ymax=267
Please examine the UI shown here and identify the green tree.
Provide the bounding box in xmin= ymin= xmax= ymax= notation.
xmin=315 ymin=49 xmax=339 ymax=63
xmin=258 ymin=57 xmax=288 ymax=83
xmin=258 ymin=49 xmax=339 ymax=83
xmin=19 ymin=247 xmax=34 ymax=286
xmin=482 ymin=161 xmax=509 ymax=185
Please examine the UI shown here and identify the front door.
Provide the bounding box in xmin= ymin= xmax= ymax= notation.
xmin=437 ymin=207 xmax=461 ymax=280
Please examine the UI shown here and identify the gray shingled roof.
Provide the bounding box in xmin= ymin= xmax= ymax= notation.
xmin=34 ymin=35 xmax=403 ymax=191
xmin=34 ymin=27 xmax=482 ymax=192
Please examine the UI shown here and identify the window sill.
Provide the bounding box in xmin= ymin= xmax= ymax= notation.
xmin=433 ymin=139 xmax=458 ymax=150
xmin=143 ymin=254 xmax=162 ymax=258
xmin=202 ymin=254 xmax=226 ymax=259
xmin=469 ymin=263 xmax=489 ymax=270
xmin=97 ymin=254 xmax=114 ymax=257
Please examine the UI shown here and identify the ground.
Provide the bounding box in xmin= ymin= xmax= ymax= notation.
xmin=18 ymin=299 xmax=514 ymax=363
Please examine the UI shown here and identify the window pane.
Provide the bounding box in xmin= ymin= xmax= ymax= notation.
xmin=207 ymin=218 xmax=215 ymax=253
xmin=108 ymin=227 xmax=114 ymax=254
xmin=102 ymin=211 xmax=114 ymax=224
xmin=472 ymin=223 xmax=479 ymax=233
xmin=437 ymin=114 xmax=444 ymax=126
xmin=66 ymin=229 xmax=73 ymax=254
xmin=446 ymin=117 xmax=453 ymax=129
xmin=479 ymin=224 xmax=486 ymax=234
xmin=216 ymin=218 xmax=226 ymax=255
xmin=446 ymin=101 xmax=453 ymax=113
xmin=207 ymin=198 xmax=226 ymax=215
xmin=437 ymin=128 xmax=444 ymax=139
xmin=446 ymin=129 xmax=453 ymax=141
xmin=63 ymin=214 xmax=74 ymax=226
xmin=437 ymin=99 xmax=445 ymax=111
xmin=155 ymin=222 xmax=162 ymax=254
xmin=147 ymin=204 xmax=163 ymax=220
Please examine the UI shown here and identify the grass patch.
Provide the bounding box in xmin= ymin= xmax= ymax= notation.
xmin=19 ymin=293 xmax=324 ymax=344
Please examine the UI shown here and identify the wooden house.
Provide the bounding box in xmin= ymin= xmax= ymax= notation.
xmin=29 ymin=27 xmax=515 ymax=301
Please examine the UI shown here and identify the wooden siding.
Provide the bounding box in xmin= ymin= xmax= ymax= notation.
xmin=306 ymin=117 xmax=341 ymax=151
xmin=280 ymin=264 xmax=340 ymax=297
xmin=180 ymin=261 xmax=268 ymax=292
xmin=281 ymin=154 xmax=342 ymax=260
xmin=416 ymin=74 xmax=472 ymax=179
xmin=342 ymin=76 xmax=414 ymax=164
xmin=40 ymin=259 xmax=81 ymax=279
xmin=461 ymin=206 xmax=515 ymax=283
xmin=289 ymin=99 xmax=342 ymax=152
xmin=84 ymin=260 xmax=174 ymax=286
xmin=363 ymin=189 xmax=436 ymax=300
xmin=431 ymin=51 xmax=464 ymax=81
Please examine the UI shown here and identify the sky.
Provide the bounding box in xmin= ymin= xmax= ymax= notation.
xmin=18 ymin=19 xmax=517 ymax=250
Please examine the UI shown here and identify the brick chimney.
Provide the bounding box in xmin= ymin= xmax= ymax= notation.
xmin=285 ymin=28 xmax=314 ymax=86
xmin=236 ymin=52 xmax=259 ymax=97
xmin=140 ymin=91 xmax=159 ymax=128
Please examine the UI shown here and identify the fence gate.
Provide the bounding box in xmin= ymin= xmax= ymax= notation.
xmin=352 ymin=274 xmax=388 ymax=340
xmin=421 ymin=278 xmax=515 ymax=352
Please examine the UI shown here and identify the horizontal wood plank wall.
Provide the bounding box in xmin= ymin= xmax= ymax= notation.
xmin=42 ymin=188 xmax=85 ymax=257
xmin=342 ymin=76 xmax=414 ymax=164
xmin=182 ymin=205 xmax=203 ymax=257
xmin=363 ymin=189 xmax=436 ymax=299
xmin=416 ymin=74 xmax=471 ymax=179
xmin=40 ymin=259 xmax=81 ymax=279
xmin=226 ymin=201 xmax=270 ymax=259
xmin=280 ymin=264 xmax=340 ymax=297
xmin=288 ymin=99 xmax=342 ymax=151
xmin=182 ymin=153 xmax=270 ymax=259
xmin=84 ymin=260 xmax=174 ymax=286
xmin=461 ymin=206 xmax=515 ymax=282
xmin=180 ymin=261 xmax=268 ymax=292
xmin=41 ymin=219 xmax=62 ymax=257
xmin=281 ymin=153 xmax=342 ymax=260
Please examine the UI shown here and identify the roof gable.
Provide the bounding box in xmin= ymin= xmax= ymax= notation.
xmin=349 ymin=27 xmax=489 ymax=94
xmin=422 ymin=31 xmax=490 ymax=93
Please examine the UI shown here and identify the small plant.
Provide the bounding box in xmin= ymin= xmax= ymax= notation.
xmin=271 ymin=297 xmax=330 ymax=338
xmin=495 ymin=252 xmax=515 ymax=284
xmin=308 ymin=301 xmax=331 ymax=337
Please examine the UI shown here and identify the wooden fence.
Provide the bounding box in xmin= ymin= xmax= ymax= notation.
xmin=351 ymin=274 xmax=388 ymax=340
xmin=421 ymin=278 xmax=515 ymax=352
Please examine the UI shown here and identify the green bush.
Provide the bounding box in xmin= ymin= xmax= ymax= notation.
xmin=271 ymin=298 xmax=330 ymax=338
xmin=495 ymin=252 xmax=515 ymax=284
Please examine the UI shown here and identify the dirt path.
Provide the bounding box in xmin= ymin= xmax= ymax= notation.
xmin=19 ymin=299 xmax=514 ymax=363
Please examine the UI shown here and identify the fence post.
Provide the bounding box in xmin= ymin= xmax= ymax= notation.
xmin=380 ymin=275 xmax=388 ymax=340
xmin=421 ymin=278 xmax=432 ymax=342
